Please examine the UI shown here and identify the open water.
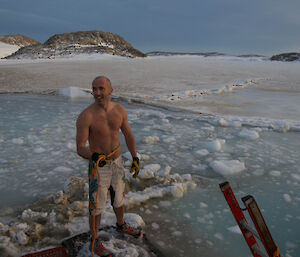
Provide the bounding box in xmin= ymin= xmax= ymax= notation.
xmin=0 ymin=92 xmax=299 ymax=257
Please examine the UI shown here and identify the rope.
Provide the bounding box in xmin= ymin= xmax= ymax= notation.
xmin=228 ymin=190 xmax=247 ymax=211
xmin=273 ymin=245 xmax=280 ymax=257
xmin=90 ymin=144 xmax=120 ymax=257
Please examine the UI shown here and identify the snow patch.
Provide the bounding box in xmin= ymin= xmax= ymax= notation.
xmin=0 ymin=42 xmax=20 ymax=58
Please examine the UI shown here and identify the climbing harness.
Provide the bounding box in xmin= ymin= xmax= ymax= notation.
xmin=90 ymin=144 xmax=120 ymax=257
xmin=219 ymin=181 xmax=281 ymax=257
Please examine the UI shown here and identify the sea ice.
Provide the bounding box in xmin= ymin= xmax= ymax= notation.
xmin=283 ymin=194 xmax=292 ymax=203
xmin=196 ymin=149 xmax=209 ymax=156
xmin=214 ymin=233 xmax=224 ymax=240
xmin=204 ymin=139 xmax=226 ymax=152
xmin=59 ymin=87 xmax=92 ymax=99
xmin=156 ymin=166 xmax=171 ymax=176
xmin=213 ymin=118 xmax=228 ymax=126
xmin=291 ymin=174 xmax=300 ymax=181
xmin=182 ymin=174 xmax=192 ymax=181
xmin=123 ymin=151 xmax=142 ymax=161
xmin=162 ymin=136 xmax=176 ymax=143
xmin=143 ymin=136 xmax=160 ymax=144
xmin=269 ymin=170 xmax=281 ymax=177
xmin=53 ymin=166 xmax=73 ymax=172
xmin=199 ymin=202 xmax=208 ymax=208
xmin=33 ymin=147 xmax=46 ymax=153
xmin=11 ymin=138 xmax=24 ymax=144
xmin=171 ymin=231 xmax=182 ymax=236
xmin=192 ymin=164 xmax=208 ymax=171
xmin=227 ymin=225 xmax=242 ymax=235
xmin=195 ymin=238 xmax=202 ymax=244
xmin=67 ymin=142 xmax=76 ymax=150
xmin=21 ymin=209 xmax=48 ymax=222
xmin=238 ymin=129 xmax=260 ymax=140
xmin=151 ymin=223 xmax=160 ymax=230
xmin=0 ymin=168 xmax=9 ymax=174
xmin=209 ymin=160 xmax=246 ymax=175
xmin=16 ymin=231 xmax=29 ymax=245
xmin=184 ymin=213 xmax=191 ymax=219
xmin=139 ymin=164 xmax=161 ymax=179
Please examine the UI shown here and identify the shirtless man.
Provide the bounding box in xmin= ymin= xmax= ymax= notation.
xmin=76 ymin=76 xmax=140 ymax=256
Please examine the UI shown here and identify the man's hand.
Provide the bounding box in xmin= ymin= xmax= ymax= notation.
xmin=91 ymin=152 xmax=107 ymax=167
xmin=130 ymin=157 xmax=140 ymax=178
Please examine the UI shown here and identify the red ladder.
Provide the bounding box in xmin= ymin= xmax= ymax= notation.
xmin=22 ymin=246 xmax=68 ymax=257
xmin=219 ymin=181 xmax=281 ymax=257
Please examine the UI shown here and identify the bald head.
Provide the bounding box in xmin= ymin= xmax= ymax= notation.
xmin=92 ymin=76 xmax=112 ymax=89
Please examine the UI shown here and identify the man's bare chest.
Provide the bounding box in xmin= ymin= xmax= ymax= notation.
xmin=90 ymin=112 xmax=122 ymax=132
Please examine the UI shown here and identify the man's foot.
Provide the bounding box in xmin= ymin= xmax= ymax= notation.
xmin=116 ymin=222 xmax=142 ymax=238
xmin=90 ymin=237 xmax=114 ymax=257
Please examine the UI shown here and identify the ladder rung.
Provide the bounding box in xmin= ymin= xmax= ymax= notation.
xmin=252 ymin=244 xmax=269 ymax=257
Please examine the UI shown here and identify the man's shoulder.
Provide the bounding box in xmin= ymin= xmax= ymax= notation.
xmin=77 ymin=104 xmax=94 ymax=120
xmin=111 ymin=102 xmax=126 ymax=113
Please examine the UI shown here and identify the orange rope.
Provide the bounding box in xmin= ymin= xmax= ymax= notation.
xmin=273 ymin=245 xmax=280 ymax=257
xmin=91 ymin=144 xmax=120 ymax=257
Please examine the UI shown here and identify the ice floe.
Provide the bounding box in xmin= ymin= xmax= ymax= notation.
xmin=204 ymin=139 xmax=226 ymax=152
xmin=59 ymin=87 xmax=92 ymax=99
xmin=238 ymin=129 xmax=260 ymax=140
xmin=226 ymin=225 xmax=242 ymax=235
xmin=143 ymin=136 xmax=160 ymax=144
xmin=209 ymin=160 xmax=246 ymax=175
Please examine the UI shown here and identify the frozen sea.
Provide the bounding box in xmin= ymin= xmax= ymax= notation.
xmin=0 ymin=55 xmax=300 ymax=257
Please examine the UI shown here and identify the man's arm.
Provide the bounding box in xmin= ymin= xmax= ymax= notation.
xmin=76 ymin=111 xmax=92 ymax=160
xmin=120 ymin=108 xmax=137 ymax=158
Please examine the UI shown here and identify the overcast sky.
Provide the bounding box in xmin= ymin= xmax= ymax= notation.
xmin=1 ymin=0 xmax=299 ymax=55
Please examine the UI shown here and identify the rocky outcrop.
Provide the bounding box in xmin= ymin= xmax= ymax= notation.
xmin=270 ymin=52 xmax=300 ymax=62
xmin=0 ymin=34 xmax=40 ymax=47
xmin=147 ymin=51 xmax=226 ymax=57
xmin=147 ymin=51 xmax=265 ymax=58
xmin=6 ymin=30 xmax=146 ymax=59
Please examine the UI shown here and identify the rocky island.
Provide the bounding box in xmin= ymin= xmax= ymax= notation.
xmin=270 ymin=52 xmax=300 ymax=62
xmin=4 ymin=30 xmax=146 ymax=59
xmin=0 ymin=34 xmax=40 ymax=48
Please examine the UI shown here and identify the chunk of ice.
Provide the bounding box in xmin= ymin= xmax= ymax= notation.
xmin=209 ymin=160 xmax=245 ymax=175
xmin=204 ymin=139 xmax=225 ymax=152
xmin=196 ymin=149 xmax=209 ymax=156
xmin=227 ymin=225 xmax=242 ymax=235
xmin=239 ymin=129 xmax=260 ymax=140
xmin=143 ymin=136 xmax=160 ymax=144
xmin=11 ymin=138 xmax=24 ymax=144
xmin=283 ymin=194 xmax=292 ymax=203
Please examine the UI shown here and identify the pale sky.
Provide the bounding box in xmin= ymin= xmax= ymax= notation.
xmin=1 ymin=0 xmax=300 ymax=55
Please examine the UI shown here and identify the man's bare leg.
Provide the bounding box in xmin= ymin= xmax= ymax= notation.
xmin=89 ymin=214 xmax=101 ymax=239
xmin=114 ymin=205 xmax=141 ymax=237
xmin=113 ymin=205 xmax=125 ymax=226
